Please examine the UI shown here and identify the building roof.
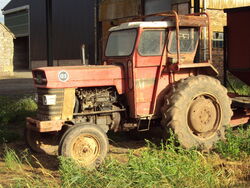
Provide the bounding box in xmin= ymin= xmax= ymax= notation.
xmin=109 ymin=21 xmax=174 ymax=31
xmin=224 ymin=6 xmax=250 ymax=13
xmin=2 ymin=0 xmax=29 ymax=11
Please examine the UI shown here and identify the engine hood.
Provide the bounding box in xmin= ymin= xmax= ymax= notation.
xmin=32 ymin=65 xmax=125 ymax=94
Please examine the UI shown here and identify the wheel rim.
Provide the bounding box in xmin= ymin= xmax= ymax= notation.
xmin=71 ymin=134 xmax=100 ymax=165
xmin=187 ymin=94 xmax=221 ymax=138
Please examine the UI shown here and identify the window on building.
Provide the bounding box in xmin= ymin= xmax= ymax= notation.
xmin=213 ymin=32 xmax=224 ymax=48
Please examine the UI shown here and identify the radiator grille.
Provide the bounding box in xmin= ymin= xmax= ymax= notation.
xmin=37 ymin=88 xmax=64 ymax=121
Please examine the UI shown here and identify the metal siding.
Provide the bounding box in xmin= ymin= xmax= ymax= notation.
xmin=29 ymin=1 xmax=47 ymax=61
xmin=52 ymin=0 xmax=95 ymax=63
xmin=2 ymin=0 xmax=30 ymax=11
xmin=4 ymin=10 xmax=29 ymax=37
xmin=4 ymin=0 xmax=96 ymax=64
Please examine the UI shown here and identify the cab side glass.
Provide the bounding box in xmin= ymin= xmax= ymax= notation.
xmin=169 ymin=28 xmax=199 ymax=54
xmin=138 ymin=30 xmax=166 ymax=56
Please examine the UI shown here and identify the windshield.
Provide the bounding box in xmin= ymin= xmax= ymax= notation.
xmin=105 ymin=29 xmax=137 ymax=57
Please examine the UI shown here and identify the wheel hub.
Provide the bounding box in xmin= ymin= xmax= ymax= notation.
xmin=188 ymin=95 xmax=220 ymax=135
xmin=72 ymin=135 xmax=100 ymax=165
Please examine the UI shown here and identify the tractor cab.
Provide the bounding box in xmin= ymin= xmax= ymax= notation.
xmin=103 ymin=12 xmax=218 ymax=118
xmin=104 ymin=12 xmax=215 ymax=72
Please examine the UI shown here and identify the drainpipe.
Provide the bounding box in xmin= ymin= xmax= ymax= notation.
xmin=46 ymin=0 xmax=53 ymax=66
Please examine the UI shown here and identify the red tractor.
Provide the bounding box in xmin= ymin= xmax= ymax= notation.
xmin=26 ymin=12 xmax=233 ymax=168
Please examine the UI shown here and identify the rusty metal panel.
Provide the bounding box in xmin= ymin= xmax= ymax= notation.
xmin=99 ymin=0 xmax=142 ymax=21
xmin=191 ymin=0 xmax=250 ymax=9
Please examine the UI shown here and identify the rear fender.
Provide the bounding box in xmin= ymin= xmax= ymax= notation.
xmin=178 ymin=63 xmax=219 ymax=77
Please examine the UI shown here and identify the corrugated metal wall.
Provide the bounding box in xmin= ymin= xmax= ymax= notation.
xmin=191 ymin=0 xmax=250 ymax=9
xmin=4 ymin=10 xmax=29 ymax=37
xmin=4 ymin=0 xmax=96 ymax=64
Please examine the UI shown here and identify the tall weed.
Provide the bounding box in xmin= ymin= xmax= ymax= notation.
xmin=2 ymin=147 xmax=59 ymax=187
xmin=59 ymin=142 xmax=228 ymax=188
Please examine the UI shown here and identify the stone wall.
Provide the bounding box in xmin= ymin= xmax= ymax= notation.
xmin=0 ymin=24 xmax=14 ymax=77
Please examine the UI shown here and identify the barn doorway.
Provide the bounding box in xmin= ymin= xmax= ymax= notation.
xmin=13 ymin=37 xmax=29 ymax=70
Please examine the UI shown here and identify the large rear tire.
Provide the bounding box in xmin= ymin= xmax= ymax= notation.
xmin=58 ymin=124 xmax=109 ymax=169
xmin=161 ymin=75 xmax=233 ymax=150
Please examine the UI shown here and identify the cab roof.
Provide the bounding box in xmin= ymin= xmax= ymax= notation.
xmin=109 ymin=21 xmax=174 ymax=31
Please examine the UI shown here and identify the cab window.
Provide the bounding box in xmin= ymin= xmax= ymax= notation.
xmin=169 ymin=28 xmax=199 ymax=54
xmin=138 ymin=30 xmax=166 ymax=56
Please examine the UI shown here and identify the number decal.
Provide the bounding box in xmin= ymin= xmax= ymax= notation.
xmin=58 ymin=71 xmax=69 ymax=82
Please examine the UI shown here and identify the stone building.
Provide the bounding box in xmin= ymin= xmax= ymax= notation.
xmin=0 ymin=23 xmax=14 ymax=77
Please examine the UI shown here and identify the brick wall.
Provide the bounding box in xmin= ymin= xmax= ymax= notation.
xmin=0 ymin=24 xmax=14 ymax=77
xmin=206 ymin=9 xmax=226 ymax=82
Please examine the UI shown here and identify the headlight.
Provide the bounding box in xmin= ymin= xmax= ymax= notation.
xmin=43 ymin=95 xmax=57 ymax=105
xmin=33 ymin=70 xmax=47 ymax=85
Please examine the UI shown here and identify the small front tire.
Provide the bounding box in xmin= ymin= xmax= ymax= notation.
xmin=58 ymin=124 xmax=109 ymax=169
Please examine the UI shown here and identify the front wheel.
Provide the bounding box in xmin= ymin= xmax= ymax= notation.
xmin=161 ymin=75 xmax=233 ymax=150
xmin=58 ymin=124 xmax=109 ymax=169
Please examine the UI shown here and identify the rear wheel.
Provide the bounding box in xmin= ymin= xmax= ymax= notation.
xmin=25 ymin=129 xmax=59 ymax=155
xmin=161 ymin=75 xmax=233 ymax=150
xmin=58 ymin=124 xmax=109 ymax=169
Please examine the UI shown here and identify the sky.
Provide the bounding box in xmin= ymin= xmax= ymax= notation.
xmin=0 ymin=0 xmax=11 ymax=23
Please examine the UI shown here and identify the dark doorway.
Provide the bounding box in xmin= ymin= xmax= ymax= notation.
xmin=13 ymin=37 xmax=29 ymax=70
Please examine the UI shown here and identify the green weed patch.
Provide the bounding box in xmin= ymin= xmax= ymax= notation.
xmin=0 ymin=96 xmax=37 ymax=143
xmin=0 ymin=96 xmax=37 ymax=126
xmin=227 ymin=73 xmax=250 ymax=95
xmin=215 ymin=126 xmax=250 ymax=160
xmin=59 ymin=142 xmax=230 ymax=188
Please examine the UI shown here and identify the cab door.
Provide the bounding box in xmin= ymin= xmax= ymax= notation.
xmin=134 ymin=28 xmax=168 ymax=116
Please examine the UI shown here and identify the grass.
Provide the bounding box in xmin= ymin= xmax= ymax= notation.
xmin=0 ymin=126 xmax=249 ymax=188
xmin=0 ymin=96 xmax=37 ymax=144
xmin=227 ymin=72 xmax=250 ymax=95
xmin=0 ymin=96 xmax=37 ymax=126
xmin=215 ymin=126 xmax=250 ymax=160
xmin=1 ymin=147 xmax=59 ymax=187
